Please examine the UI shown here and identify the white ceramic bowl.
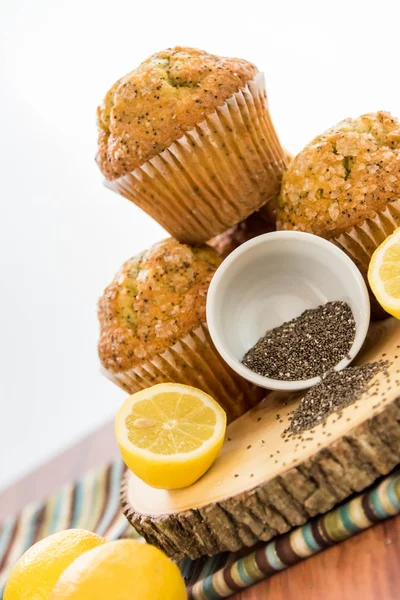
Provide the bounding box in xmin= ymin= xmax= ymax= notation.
xmin=206 ymin=231 xmax=371 ymax=391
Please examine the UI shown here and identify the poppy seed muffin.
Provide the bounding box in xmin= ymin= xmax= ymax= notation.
xmin=98 ymin=239 xmax=263 ymax=421
xmin=278 ymin=112 xmax=400 ymax=239
xmin=97 ymin=46 xmax=288 ymax=244
xmin=97 ymin=48 xmax=256 ymax=180
xmin=277 ymin=112 xmax=400 ymax=318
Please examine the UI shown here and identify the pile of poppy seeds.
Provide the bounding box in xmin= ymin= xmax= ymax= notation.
xmin=242 ymin=301 xmax=356 ymax=380
xmin=285 ymin=360 xmax=389 ymax=436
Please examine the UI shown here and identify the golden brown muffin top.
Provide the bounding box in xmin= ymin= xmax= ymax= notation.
xmin=98 ymin=239 xmax=222 ymax=372
xmin=278 ymin=111 xmax=400 ymax=238
xmin=96 ymin=46 xmax=257 ymax=179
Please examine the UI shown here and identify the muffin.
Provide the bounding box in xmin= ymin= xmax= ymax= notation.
xmin=277 ymin=111 xmax=400 ymax=316
xmin=96 ymin=47 xmax=288 ymax=244
xmin=208 ymin=210 xmax=275 ymax=258
xmin=98 ymin=239 xmax=264 ymax=421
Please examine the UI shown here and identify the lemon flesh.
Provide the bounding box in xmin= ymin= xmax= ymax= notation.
xmin=4 ymin=529 xmax=105 ymax=600
xmin=115 ymin=383 xmax=227 ymax=489
xmin=50 ymin=539 xmax=187 ymax=600
xmin=368 ymin=226 xmax=400 ymax=319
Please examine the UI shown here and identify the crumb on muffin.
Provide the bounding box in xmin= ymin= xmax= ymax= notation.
xmin=98 ymin=239 xmax=222 ymax=371
xmin=277 ymin=111 xmax=400 ymax=238
xmin=96 ymin=46 xmax=257 ymax=180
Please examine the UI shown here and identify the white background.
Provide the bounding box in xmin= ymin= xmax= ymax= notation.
xmin=1 ymin=0 xmax=400 ymax=492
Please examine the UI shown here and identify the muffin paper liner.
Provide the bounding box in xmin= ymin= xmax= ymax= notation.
xmin=103 ymin=323 xmax=264 ymax=422
xmin=105 ymin=73 xmax=288 ymax=244
xmin=259 ymin=149 xmax=292 ymax=227
xmin=333 ymin=199 xmax=400 ymax=318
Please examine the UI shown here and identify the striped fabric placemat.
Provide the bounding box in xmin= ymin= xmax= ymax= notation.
xmin=1 ymin=457 xmax=399 ymax=599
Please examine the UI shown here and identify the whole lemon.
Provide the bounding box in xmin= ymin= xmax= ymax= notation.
xmin=4 ymin=529 xmax=105 ymax=600
xmin=50 ymin=539 xmax=187 ymax=599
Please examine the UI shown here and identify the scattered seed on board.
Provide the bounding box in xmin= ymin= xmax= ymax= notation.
xmin=283 ymin=361 xmax=388 ymax=436
xmin=242 ymin=301 xmax=356 ymax=380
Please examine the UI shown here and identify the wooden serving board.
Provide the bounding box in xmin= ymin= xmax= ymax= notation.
xmin=121 ymin=319 xmax=400 ymax=561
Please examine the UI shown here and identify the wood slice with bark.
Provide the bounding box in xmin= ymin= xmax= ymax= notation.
xmin=121 ymin=319 xmax=400 ymax=561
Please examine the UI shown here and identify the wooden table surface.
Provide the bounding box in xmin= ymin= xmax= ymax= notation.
xmin=1 ymin=421 xmax=400 ymax=599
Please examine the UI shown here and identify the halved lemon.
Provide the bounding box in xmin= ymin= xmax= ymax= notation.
xmin=115 ymin=383 xmax=227 ymax=489
xmin=368 ymin=226 xmax=400 ymax=319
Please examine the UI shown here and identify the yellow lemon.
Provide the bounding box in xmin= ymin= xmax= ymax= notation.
xmin=49 ymin=539 xmax=187 ymax=600
xmin=4 ymin=529 xmax=105 ymax=600
xmin=115 ymin=383 xmax=227 ymax=489
xmin=368 ymin=226 xmax=400 ymax=318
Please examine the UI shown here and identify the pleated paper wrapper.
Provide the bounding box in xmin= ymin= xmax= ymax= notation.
xmin=333 ymin=199 xmax=400 ymax=318
xmin=103 ymin=323 xmax=264 ymax=423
